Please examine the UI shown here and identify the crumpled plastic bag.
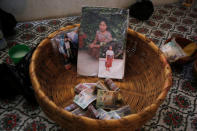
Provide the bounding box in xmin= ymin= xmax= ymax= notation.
xmin=161 ymin=38 xmax=187 ymax=63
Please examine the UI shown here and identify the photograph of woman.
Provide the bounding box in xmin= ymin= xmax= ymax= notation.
xmin=77 ymin=7 xmax=129 ymax=79
xmin=88 ymin=21 xmax=112 ymax=59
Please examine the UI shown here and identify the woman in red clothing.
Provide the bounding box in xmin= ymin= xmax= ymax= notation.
xmin=89 ymin=20 xmax=112 ymax=58
xmin=105 ymin=46 xmax=114 ymax=71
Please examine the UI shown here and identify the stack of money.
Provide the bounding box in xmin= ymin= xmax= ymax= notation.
xmin=74 ymin=84 xmax=89 ymax=94
xmin=104 ymin=78 xmax=120 ymax=91
xmin=64 ymin=79 xmax=134 ymax=119
xmin=98 ymin=108 xmax=111 ymax=120
xmin=88 ymin=104 xmax=99 ymax=118
xmin=64 ymin=103 xmax=78 ymax=111
xmin=96 ymin=89 xmax=119 ymax=109
xmin=96 ymin=81 xmax=109 ymax=90
xmin=71 ymin=107 xmax=87 ymax=116
xmin=74 ymin=87 xmax=97 ymax=109
xmin=96 ymin=78 xmax=122 ymax=110
xmin=114 ymin=105 xmax=135 ymax=117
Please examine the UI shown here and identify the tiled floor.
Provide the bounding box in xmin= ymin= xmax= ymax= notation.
xmin=0 ymin=2 xmax=197 ymax=131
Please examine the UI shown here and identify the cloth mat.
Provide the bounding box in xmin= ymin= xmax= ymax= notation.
xmin=0 ymin=2 xmax=197 ymax=131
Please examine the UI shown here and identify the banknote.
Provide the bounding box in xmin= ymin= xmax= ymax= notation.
xmin=88 ymin=104 xmax=99 ymax=118
xmin=83 ymin=83 xmax=97 ymax=87
xmin=108 ymin=111 xmax=121 ymax=119
xmin=115 ymin=93 xmax=124 ymax=106
xmin=71 ymin=107 xmax=87 ymax=116
xmin=98 ymin=108 xmax=111 ymax=120
xmin=74 ymin=83 xmax=90 ymax=94
xmin=160 ymin=38 xmax=187 ymax=62
xmin=74 ymin=88 xmax=97 ymax=109
xmin=95 ymin=81 xmax=109 ymax=91
xmin=114 ymin=105 xmax=134 ymax=117
xmin=96 ymin=89 xmax=118 ymax=109
xmin=104 ymin=78 xmax=120 ymax=91
xmin=97 ymin=108 xmax=107 ymax=115
xmin=97 ymin=108 xmax=121 ymax=120
xmin=64 ymin=103 xmax=78 ymax=111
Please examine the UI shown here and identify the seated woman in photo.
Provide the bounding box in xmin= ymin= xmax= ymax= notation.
xmin=89 ymin=20 xmax=112 ymax=58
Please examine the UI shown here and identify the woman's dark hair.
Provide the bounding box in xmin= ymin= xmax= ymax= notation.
xmin=99 ymin=18 xmax=109 ymax=27
xmin=107 ymin=44 xmax=113 ymax=50
xmin=99 ymin=20 xmax=109 ymax=32
xmin=64 ymin=34 xmax=68 ymax=38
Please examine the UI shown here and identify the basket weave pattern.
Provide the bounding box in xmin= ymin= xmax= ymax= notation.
xmin=30 ymin=24 xmax=172 ymax=130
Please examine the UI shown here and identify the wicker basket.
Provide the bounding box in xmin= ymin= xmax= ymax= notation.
xmin=30 ymin=24 xmax=172 ymax=131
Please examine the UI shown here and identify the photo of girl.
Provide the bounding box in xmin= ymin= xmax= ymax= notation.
xmin=88 ymin=21 xmax=112 ymax=59
xmin=105 ymin=46 xmax=114 ymax=71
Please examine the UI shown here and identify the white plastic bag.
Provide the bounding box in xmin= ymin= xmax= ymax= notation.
xmin=161 ymin=38 xmax=187 ymax=62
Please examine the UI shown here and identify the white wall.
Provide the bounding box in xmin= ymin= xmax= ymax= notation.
xmin=0 ymin=0 xmax=178 ymax=21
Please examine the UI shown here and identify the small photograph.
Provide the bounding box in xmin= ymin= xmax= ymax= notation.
xmin=51 ymin=27 xmax=79 ymax=69
xmin=98 ymin=52 xmax=126 ymax=79
xmin=77 ymin=7 xmax=129 ymax=79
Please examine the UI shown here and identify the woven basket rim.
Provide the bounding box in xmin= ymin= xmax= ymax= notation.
xmin=29 ymin=24 xmax=172 ymax=124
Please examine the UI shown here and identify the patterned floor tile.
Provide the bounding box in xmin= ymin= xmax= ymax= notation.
xmin=167 ymin=31 xmax=186 ymax=39
xmin=32 ymin=36 xmax=47 ymax=47
xmin=187 ymin=12 xmax=197 ymax=19
xmin=187 ymin=114 xmax=197 ymax=131
xmin=194 ymin=99 xmax=197 ymax=113
xmin=15 ymin=99 xmax=41 ymax=117
xmin=32 ymin=24 xmax=53 ymax=37
xmin=60 ymin=16 xmax=81 ymax=27
xmin=159 ymin=22 xmax=174 ymax=31
xmin=181 ymin=18 xmax=195 ymax=25
xmin=18 ymin=116 xmax=57 ymax=131
xmin=169 ymin=92 xmax=196 ymax=113
xmin=17 ymin=32 xmax=38 ymax=43
xmin=167 ymin=16 xmax=180 ymax=25
xmin=156 ymin=107 xmax=188 ymax=130
xmin=135 ymin=26 xmax=151 ymax=36
xmin=150 ymin=14 xmax=165 ymax=22
xmin=156 ymin=9 xmax=171 ymax=16
xmin=143 ymin=20 xmax=159 ymax=29
xmin=149 ymin=36 xmax=162 ymax=47
xmin=49 ymin=125 xmax=64 ymax=131
xmin=17 ymin=22 xmax=36 ymax=32
xmin=186 ymin=35 xmax=197 ymax=43
xmin=175 ymin=24 xmax=192 ymax=34
xmin=129 ymin=18 xmax=143 ymax=26
xmin=150 ymin=29 xmax=168 ymax=39
xmin=47 ymin=19 xmax=62 ymax=27
xmin=171 ymin=10 xmax=186 ymax=17
xmin=178 ymin=79 xmax=197 ymax=98
xmin=0 ymin=109 xmax=28 ymax=131
xmin=6 ymin=40 xmax=20 ymax=49
xmin=0 ymin=96 xmax=23 ymax=109
xmin=0 ymin=106 xmax=4 ymax=115
xmin=192 ymin=27 xmax=197 ymax=34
